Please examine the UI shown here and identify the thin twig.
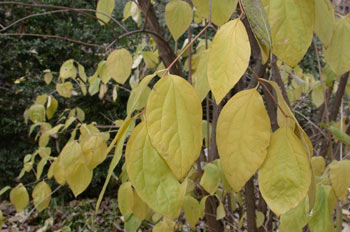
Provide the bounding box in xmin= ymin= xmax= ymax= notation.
xmin=0 ymin=33 xmax=105 ymax=48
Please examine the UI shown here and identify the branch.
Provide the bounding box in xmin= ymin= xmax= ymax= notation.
xmin=0 ymin=33 xmax=105 ymax=48
xmin=330 ymin=72 xmax=349 ymax=121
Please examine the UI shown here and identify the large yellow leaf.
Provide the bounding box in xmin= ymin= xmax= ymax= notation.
xmin=192 ymin=0 xmax=238 ymax=26
xmin=125 ymin=122 xmax=187 ymax=219
xmin=314 ymin=0 xmax=335 ymax=47
xmin=183 ymin=195 xmax=200 ymax=228
xmin=145 ymin=75 xmax=202 ymax=180
xmin=96 ymin=0 xmax=115 ymax=25
xmin=217 ymin=89 xmax=271 ymax=192
xmin=132 ymin=191 xmax=152 ymax=220
xmin=106 ymin=49 xmax=133 ymax=84
xmin=192 ymin=50 xmax=210 ymax=102
xmin=165 ymin=0 xmax=192 ymax=41
xmin=262 ymin=0 xmax=314 ymax=67
xmin=118 ymin=182 xmax=134 ymax=216
xmin=81 ymin=135 xmax=107 ymax=169
xmin=10 ymin=184 xmax=29 ymax=212
xmin=309 ymin=185 xmax=336 ymax=232
xmin=324 ymin=16 xmax=350 ymax=76
xmin=279 ymin=197 xmax=309 ymax=232
xmin=32 ymin=181 xmax=51 ymax=212
xmin=207 ymin=19 xmax=251 ymax=103
xmin=329 ymin=160 xmax=350 ymax=201
xmin=258 ymin=127 xmax=312 ymax=215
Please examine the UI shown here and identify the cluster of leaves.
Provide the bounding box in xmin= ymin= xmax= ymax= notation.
xmin=2 ymin=0 xmax=350 ymax=231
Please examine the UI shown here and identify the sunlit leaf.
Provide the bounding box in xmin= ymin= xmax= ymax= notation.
xmin=32 ymin=181 xmax=51 ymax=212
xmin=217 ymin=89 xmax=270 ymax=192
xmin=10 ymin=184 xmax=29 ymax=212
xmin=126 ymin=122 xmax=186 ymax=219
xmin=146 ymin=75 xmax=202 ymax=180
xmin=258 ymin=127 xmax=311 ymax=215
xmin=207 ymin=19 xmax=251 ymax=103
xmin=165 ymin=0 xmax=192 ymax=41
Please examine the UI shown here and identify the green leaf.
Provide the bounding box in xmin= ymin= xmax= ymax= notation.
xmin=125 ymin=214 xmax=142 ymax=232
xmin=314 ymin=0 xmax=335 ymax=47
xmin=192 ymin=0 xmax=238 ymax=26
xmin=183 ymin=195 xmax=200 ymax=227
xmin=217 ymin=89 xmax=271 ymax=192
xmin=258 ymin=127 xmax=311 ymax=215
xmin=146 ymin=75 xmax=202 ymax=180
xmin=207 ymin=19 xmax=251 ymax=103
xmin=96 ymin=0 xmax=115 ymax=25
xmin=32 ymin=181 xmax=51 ymax=212
xmin=107 ymin=49 xmax=133 ymax=84
xmin=309 ymin=185 xmax=336 ymax=232
xmin=152 ymin=219 xmax=176 ymax=232
xmin=262 ymin=0 xmax=315 ymax=67
xmin=56 ymin=82 xmax=73 ymax=98
xmin=200 ymin=163 xmax=220 ymax=195
xmin=311 ymin=81 xmax=324 ymax=107
xmin=279 ymin=197 xmax=309 ymax=232
xmin=118 ymin=182 xmax=134 ymax=216
xmin=59 ymin=59 xmax=77 ymax=80
xmin=215 ymin=195 xmax=226 ymax=220
xmin=324 ymin=16 xmax=350 ymax=76
xmin=241 ymin=0 xmax=271 ymax=48
xmin=165 ymin=0 xmax=192 ymax=41
xmin=125 ymin=122 xmax=187 ymax=219
xmin=35 ymin=94 xmax=48 ymax=105
xmin=10 ymin=184 xmax=29 ymax=212
xmin=44 ymin=72 xmax=53 ymax=85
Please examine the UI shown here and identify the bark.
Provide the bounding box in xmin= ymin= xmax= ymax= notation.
xmin=205 ymin=196 xmax=224 ymax=232
xmin=138 ymin=0 xmax=183 ymax=76
xmin=245 ymin=177 xmax=257 ymax=232
xmin=271 ymin=56 xmax=290 ymax=107
xmin=329 ymin=72 xmax=349 ymax=122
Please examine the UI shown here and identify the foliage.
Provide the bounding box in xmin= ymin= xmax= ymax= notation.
xmin=2 ymin=0 xmax=350 ymax=231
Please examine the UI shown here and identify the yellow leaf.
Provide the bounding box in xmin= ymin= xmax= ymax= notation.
xmin=258 ymin=127 xmax=312 ymax=215
xmin=324 ymin=16 xmax=350 ymax=76
xmin=192 ymin=50 xmax=210 ymax=102
xmin=153 ymin=219 xmax=176 ymax=232
xmin=10 ymin=184 xmax=29 ymax=213
xmin=0 ymin=209 xmax=4 ymax=228
xmin=311 ymin=156 xmax=326 ymax=176
xmin=215 ymin=195 xmax=226 ymax=220
xmin=207 ymin=19 xmax=251 ymax=103
xmin=329 ymin=160 xmax=350 ymax=201
xmin=81 ymin=135 xmax=108 ymax=169
xmin=200 ymin=163 xmax=220 ymax=195
xmin=309 ymin=185 xmax=336 ymax=232
xmin=141 ymin=51 xmax=159 ymax=69
xmin=311 ymin=81 xmax=324 ymax=107
xmin=59 ymin=59 xmax=77 ymax=80
xmin=44 ymin=72 xmax=53 ymax=85
xmin=52 ymin=159 xmax=66 ymax=185
xmin=262 ymin=0 xmax=314 ymax=67
xmin=192 ymin=0 xmax=238 ymax=26
xmin=199 ymin=195 xmax=209 ymax=218
xmin=118 ymin=182 xmax=134 ymax=216
xmin=97 ymin=61 xmax=111 ymax=84
xmin=58 ymin=141 xmax=84 ymax=176
xmin=107 ymin=49 xmax=133 ymax=84
xmin=279 ymin=197 xmax=309 ymax=232
xmin=255 ymin=210 xmax=265 ymax=228
xmin=56 ymin=82 xmax=73 ymax=98
xmin=183 ymin=195 xmax=200 ymax=227
xmin=314 ymin=0 xmax=335 ymax=47
xmin=165 ymin=0 xmax=192 ymax=41
xmin=217 ymin=89 xmax=271 ymax=192
xmin=32 ymin=181 xmax=51 ymax=212
xmin=123 ymin=1 xmax=141 ymax=25
xmin=145 ymin=75 xmax=202 ymax=180
xmin=46 ymin=96 xmax=58 ymax=120
xmin=132 ymin=191 xmax=152 ymax=221
xmin=29 ymin=104 xmax=45 ymax=123
xmin=125 ymin=122 xmax=186 ymax=219
xmin=66 ymin=162 xmax=92 ymax=197
xmin=96 ymin=0 xmax=115 ymax=25
xmin=35 ymin=94 xmax=48 ymax=105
